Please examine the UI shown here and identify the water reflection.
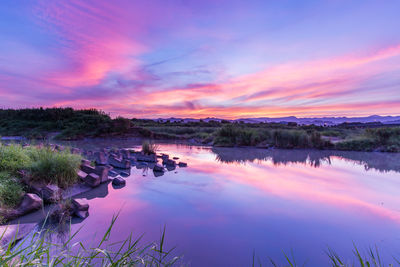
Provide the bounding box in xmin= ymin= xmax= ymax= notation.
xmin=212 ymin=147 xmax=400 ymax=173
xmin=9 ymin=141 xmax=400 ymax=266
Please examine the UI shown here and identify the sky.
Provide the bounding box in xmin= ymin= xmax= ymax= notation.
xmin=0 ymin=0 xmax=399 ymax=119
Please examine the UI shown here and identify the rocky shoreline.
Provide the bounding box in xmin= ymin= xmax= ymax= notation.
xmin=0 ymin=144 xmax=187 ymax=246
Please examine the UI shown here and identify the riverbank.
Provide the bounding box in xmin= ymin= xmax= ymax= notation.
xmin=1 ymin=107 xmax=400 ymax=152
xmin=0 ymin=141 xmax=187 ymax=245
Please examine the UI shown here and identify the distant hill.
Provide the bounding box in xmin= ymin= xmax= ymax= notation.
xmin=156 ymin=115 xmax=400 ymax=126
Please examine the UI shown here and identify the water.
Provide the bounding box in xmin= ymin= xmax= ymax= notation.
xmin=12 ymin=140 xmax=400 ymax=266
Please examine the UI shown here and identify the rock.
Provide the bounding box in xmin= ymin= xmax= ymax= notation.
xmin=161 ymin=154 xmax=169 ymax=160
xmin=108 ymin=156 xmax=131 ymax=169
xmin=173 ymin=157 xmax=179 ymax=160
xmin=81 ymin=159 xmax=91 ymax=165
xmin=75 ymin=210 xmax=89 ymax=219
xmin=164 ymin=159 xmax=176 ymax=166
xmin=108 ymin=170 xmax=119 ymax=177
xmin=77 ymin=170 xmax=88 ymax=180
xmin=121 ymin=149 xmax=131 ymax=159
xmin=71 ymin=198 xmax=89 ymax=212
xmin=153 ymin=170 xmax=164 ymax=177
xmin=94 ymin=151 xmax=108 ymax=165
xmin=41 ymin=184 xmax=61 ymax=202
xmin=17 ymin=193 xmax=43 ymax=215
xmin=24 ymin=180 xmax=45 ymax=196
xmin=153 ymin=164 xmax=165 ymax=172
xmin=134 ymin=152 xmax=157 ymax=162
xmin=83 ymin=173 xmax=100 ymax=187
xmin=178 ymin=162 xmax=187 ymax=167
xmin=81 ymin=163 xmax=96 ymax=174
xmin=94 ymin=166 xmax=109 ymax=183
xmin=112 ymin=177 xmax=126 ymax=186
xmin=166 ymin=165 xmax=176 ymax=171
xmin=120 ymin=171 xmax=130 ymax=177
xmin=80 ymin=164 xmax=108 ymax=183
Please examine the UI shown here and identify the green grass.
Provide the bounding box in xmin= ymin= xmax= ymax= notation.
xmin=212 ymin=125 xmax=329 ymax=149
xmin=2 ymin=215 xmax=399 ymax=267
xmin=0 ymin=144 xmax=32 ymax=175
xmin=27 ymin=147 xmax=82 ymax=188
xmin=0 ymin=144 xmax=82 ymax=207
xmin=1 ymin=215 xmax=181 ymax=266
xmin=0 ymin=171 xmax=24 ymax=209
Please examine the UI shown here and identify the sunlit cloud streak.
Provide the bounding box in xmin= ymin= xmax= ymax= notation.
xmin=0 ymin=0 xmax=399 ymax=117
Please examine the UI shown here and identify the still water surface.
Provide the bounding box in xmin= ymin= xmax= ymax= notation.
xmin=15 ymin=140 xmax=400 ymax=266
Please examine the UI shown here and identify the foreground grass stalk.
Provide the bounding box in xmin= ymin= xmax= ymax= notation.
xmin=0 ymin=215 xmax=182 ymax=266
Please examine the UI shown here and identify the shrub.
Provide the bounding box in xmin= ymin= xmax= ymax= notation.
xmin=335 ymin=138 xmax=376 ymax=151
xmin=28 ymin=147 xmax=82 ymax=188
xmin=0 ymin=171 xmax=24 ymax=208
xmin=142 ymin=141 xmax=159 ymax=155
xmin=273 ymin=130 xmax=310 ymax=148
xmin=0 ymin=144 xmax=32 ymax=174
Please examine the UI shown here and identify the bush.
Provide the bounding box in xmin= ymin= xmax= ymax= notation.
xmin=142 ymin=141 xmax=159 ymax=155
xmin=0 ymin=144 xmax=32 ymax=174
xmin=28 ymin=147 xmax=82 ymax=188
xmin=335 ymin=138 xmax=376 ymax=151
xmin=273 ymin=130 xmax=309 ymax=148
xmin=0 ymin=171 xmax=24 ymax=208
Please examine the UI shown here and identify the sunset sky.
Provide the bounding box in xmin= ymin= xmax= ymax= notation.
xmin=1 ymin=0 xmax=399 ymax=118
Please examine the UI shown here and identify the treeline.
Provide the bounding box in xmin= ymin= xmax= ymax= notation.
xmin=1 ymin=108 xmax=399 ymax=152
xmin=0 ymin=108 xmax=134 ymax=139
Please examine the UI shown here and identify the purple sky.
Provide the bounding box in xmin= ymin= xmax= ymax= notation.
xmin=1 ymin=0 xmax=399 ymax=118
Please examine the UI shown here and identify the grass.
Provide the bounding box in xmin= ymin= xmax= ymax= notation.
xmin=213 ymin=125 xmax=330 ymax=149
xmin=255 ymin=245 xmax=398 ymax=267
xmin=142 ymin=141 xmax=159 ymax=155
xmin=0 ymin=144 xmax=82 ymax=208
xmin=2 ymin=215 xmax=398 ymax=267
xmin=0 ymin=144 xmax=32 ymax=175
xmin=27 ymin=147 xmax=82 ymax=188
xmin=0 ymin=172 xmax=24 ymax=209
xmin=1 ymin=215 xmax=181 ymax=266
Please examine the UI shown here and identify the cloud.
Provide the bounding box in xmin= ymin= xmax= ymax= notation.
xmin=0 ymin=1 xmax=399 ymax=118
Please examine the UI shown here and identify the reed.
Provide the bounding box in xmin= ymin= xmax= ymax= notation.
xmin=1 ymin=215 xmax=182 ymax=266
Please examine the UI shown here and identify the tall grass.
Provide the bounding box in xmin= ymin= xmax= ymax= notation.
xmin=142 ymin=141 xmax=159 ymax=155
xmin=1 ymin=215 xmax=181 ymax=266
xmin=257 ymin=245 xmax=398 ymax=267
xmin=0 ymin=171 xmax=24 ymax=209
xmin=0 ymin=144 xmax=32 ymax=174
xmin=214 ymin=125 xmax=327 ymax=148
xmin=0 ymin=144 xmax=82 ymax=207
xmin=27 ymin=147 xmax=82 ymax=188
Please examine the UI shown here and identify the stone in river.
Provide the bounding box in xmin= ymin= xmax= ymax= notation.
xmin=120 ymin=171 xmax=130 ymax=177
xmin=75 ymin=210 xmax=89 ymax=219
xmin=153 ymin=164 xmax=165 ymax=172
xmin=71 ymin=198 xmax=89 ymax=212
xmin=41 ymin=184 xmax=61 ymax=203
xmin=94 ymin=151 xmax=108 ymax=165
xmin=17 ymin=193 xmax=43 ymax=215
xmin=108 ymin=156 xmax=131 ymax=169
xmin=112 ymin=176 xmax=126 ymax=186
xmin=178 ymin=162 xmax=188 ymax=167
xmin=83 ymin=173 xmax=100 ymax=187
xmin=108 ymin=170 xmax=119 ymax=177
